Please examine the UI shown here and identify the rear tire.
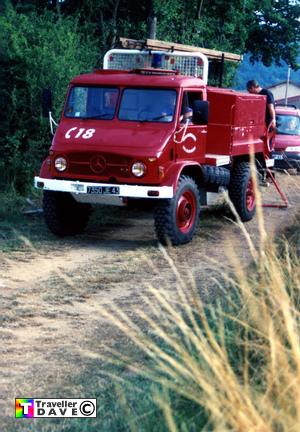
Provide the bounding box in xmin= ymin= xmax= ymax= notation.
xmin=154 ymin=175 xmax=200 ymax=245
xmin=43 ymin=191 xmax=91 ymax=236
xmin=229 ymin=162 xmax=256 ymax=221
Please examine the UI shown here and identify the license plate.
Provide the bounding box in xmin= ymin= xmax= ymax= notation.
xmin=273 ymin=154 xmax=284 ymax=160
xmin=86 ymin=186 xmax=120 ymax=195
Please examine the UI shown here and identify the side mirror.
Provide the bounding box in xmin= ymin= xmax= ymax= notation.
xmin=42 ymin=88 xmax=53 ymax=118
xmin=42 ymin=88 xmax=58 ymax=135
xmin=193 ymin=100 xmax=209 ymax=125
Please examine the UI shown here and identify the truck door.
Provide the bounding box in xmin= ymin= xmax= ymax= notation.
xmin=175 ymin=91 xmax=207 ymax=162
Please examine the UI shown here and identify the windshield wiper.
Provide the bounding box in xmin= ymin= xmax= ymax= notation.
xmin=148 ymin=114 xmax=172 ymax=121
xmin=138 ymin=115 xmax=171 ymax=122
xmin=83 ymin=113 xmax=113 ymax=119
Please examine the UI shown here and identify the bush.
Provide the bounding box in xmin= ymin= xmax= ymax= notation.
xmin=0 ymin=4 xmax=98 ymax=193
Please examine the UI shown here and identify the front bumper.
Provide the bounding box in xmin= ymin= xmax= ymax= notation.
xmin=34 ymin=177 xmax=174 ymax=203
xmin=273 ymin=152 xmax=300 ymax=171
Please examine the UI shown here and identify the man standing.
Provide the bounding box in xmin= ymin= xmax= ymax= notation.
xmin=246 ymin=80 xmax=276 ymax=129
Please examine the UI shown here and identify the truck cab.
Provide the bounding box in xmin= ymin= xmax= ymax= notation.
xmin=40 ymin=71 xmax=209 ymax=188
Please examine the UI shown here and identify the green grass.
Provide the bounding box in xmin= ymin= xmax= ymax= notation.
xmin=0 ymin=189 xmax=50 ymax=251
xmin=0 ymin=189 xmax=130 ymax=251
xmin=6 ymin=366 xmax=208 ymax=432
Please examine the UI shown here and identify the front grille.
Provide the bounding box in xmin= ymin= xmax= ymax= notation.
xmin=66 ymin=152 xmax=131 ymax=179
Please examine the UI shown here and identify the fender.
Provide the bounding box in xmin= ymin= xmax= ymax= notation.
xmin=160 ymin=161 xmax=203 ymax=191
xmin=39 ymin=158 xmax=52 ymax=179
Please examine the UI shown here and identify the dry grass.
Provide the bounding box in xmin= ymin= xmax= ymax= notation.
xmin=96 ymin=169 xmax=300 ymax=431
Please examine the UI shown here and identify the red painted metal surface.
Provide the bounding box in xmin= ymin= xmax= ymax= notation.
xmin=206 ymin=87 xmax=266 ymax=157
xmin=71 ymin=71 xmax=204 ymax=88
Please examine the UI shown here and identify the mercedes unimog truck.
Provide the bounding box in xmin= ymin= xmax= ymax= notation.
xmin=35 ymin=46 xmax=274 ymax=245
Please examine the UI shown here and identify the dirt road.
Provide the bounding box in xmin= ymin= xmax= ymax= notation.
xmin=1 ymin=173 xmax=300 ymax=426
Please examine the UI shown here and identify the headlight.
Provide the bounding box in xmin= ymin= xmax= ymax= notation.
xmin=131 ymin=161 xmax=147 ymax=177
xmin=285 ymin=146 xmax=300 ymax=153
xmin=55 ymin=157 xmax=67 ymax=172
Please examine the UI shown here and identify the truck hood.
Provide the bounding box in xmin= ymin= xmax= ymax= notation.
xmin=52 ymin=119 xmax=175 ymax=156
xmin=274 ymin=134 xmax=300 ymax=151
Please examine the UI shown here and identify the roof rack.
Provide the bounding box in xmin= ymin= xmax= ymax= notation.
xmin=103 ymin=48 xmax=209 ymax=83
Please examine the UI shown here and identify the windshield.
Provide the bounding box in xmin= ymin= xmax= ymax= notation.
xmin=65 ymin=86 xmax=119 ymax=119
xmin=276 ymin=114 xmax=300 ymax=136
xmin=119 ymin=89 xmax=177 ymax=122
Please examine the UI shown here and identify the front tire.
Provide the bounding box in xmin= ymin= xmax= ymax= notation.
xmin=154 ymin=175 xmax=200 ymax=245
xmin=43 ymin=191 xmax=91 ymax=236
xmin=229 ymin=162 xmax=256 ymax=221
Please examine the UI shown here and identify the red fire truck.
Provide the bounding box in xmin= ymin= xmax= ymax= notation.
xmin=35 ymin=47 xmax=274 ymax=245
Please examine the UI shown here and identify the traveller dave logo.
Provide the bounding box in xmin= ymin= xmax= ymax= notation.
xmin=15 ymin=399 xmax=34 ymax=418
xmin=15 ymin=398 xmax=97 ymax=418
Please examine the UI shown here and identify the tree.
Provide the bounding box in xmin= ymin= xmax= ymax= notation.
xmin=245 ymin=0 xmax=300 ymax=69
xmin=0 ymin=3 xmax=98 ymax=191
xmin=152 ymin=0 xmax=299 ymax=69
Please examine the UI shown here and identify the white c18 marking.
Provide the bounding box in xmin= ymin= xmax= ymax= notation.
xmin=65 ymin=127 xmax=95 ymax=139
xmin=182 ymin=132 xmax=196 ymax=153
xmin=174 ymin=123 xmax=197 ymax=153
xmin=65 ymin=127 xmax=77 ymax=139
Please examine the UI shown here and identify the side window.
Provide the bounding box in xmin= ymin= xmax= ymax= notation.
xmin=180 ymin=92 xmax=208 ymax=125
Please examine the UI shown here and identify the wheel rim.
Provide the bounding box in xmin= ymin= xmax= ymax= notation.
xmin=246 ymin=178 xmax=255 ymax=212
xmin=176 ymin=190 xmax=197 ymax=233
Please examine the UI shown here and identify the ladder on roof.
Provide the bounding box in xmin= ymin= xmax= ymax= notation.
xmin=119 ymin=37 xmax=243 ymax=63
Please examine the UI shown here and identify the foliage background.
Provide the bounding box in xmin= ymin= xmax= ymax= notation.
xmin=0 ymin=0 xmax=299 ymax=193
xmin=0 ymin=4 xmax=98 ymax=192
